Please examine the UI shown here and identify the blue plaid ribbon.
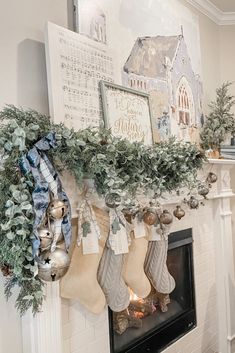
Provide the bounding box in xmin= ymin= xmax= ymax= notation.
xmin=19 ymin=133 xmax=72 ymax=258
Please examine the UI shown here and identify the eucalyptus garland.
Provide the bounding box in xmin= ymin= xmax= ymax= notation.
xmin=0 ymin=105 xmax=205 ymax=315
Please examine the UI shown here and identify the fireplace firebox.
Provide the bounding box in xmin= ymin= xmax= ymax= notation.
xmin=109 ymin=228 xmax=196 ymax=353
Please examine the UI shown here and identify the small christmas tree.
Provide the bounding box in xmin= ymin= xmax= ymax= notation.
xmin=200 ymin=82 xmax=235 ymax=152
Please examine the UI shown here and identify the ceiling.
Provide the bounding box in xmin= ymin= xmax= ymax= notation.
xmin=187 ymin=0 xmax=235 ymax=25
xmin=210 ymin=0 xmax=235 ymax=12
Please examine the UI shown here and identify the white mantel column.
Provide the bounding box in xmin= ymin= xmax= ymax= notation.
xmin=21 ymin=282 xmax=63 ymax=353
xmin=210 ymin=159 xmax=235 ymax=353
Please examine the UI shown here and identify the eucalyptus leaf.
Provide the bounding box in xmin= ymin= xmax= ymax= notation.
xmin=5 ymin=200 xmax=14 ymax=208
xmin=22 ymin=295 xmax=34 ymax=300
xmin=6 ymin=232 xmax=16 ymax=240
xmin=4 ymin=141 xmax=12 ymax=151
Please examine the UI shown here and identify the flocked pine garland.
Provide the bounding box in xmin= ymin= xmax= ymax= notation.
xmin=0 ymin=105 xmax=206 ymax=315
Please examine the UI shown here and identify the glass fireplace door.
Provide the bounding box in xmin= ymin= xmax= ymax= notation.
xmin=109 ymin=228 xmax=196 ymax=353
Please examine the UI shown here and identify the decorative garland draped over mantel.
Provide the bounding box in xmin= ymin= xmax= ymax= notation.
xmin=0 ymin=106 xmax=216 ymax=315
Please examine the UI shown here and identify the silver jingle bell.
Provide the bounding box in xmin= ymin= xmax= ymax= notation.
xmin=159 ymin=209 xmax=173 ymax=225
xmin=38 ymin=248 xmax=70 ymax=282
xmin=38 ymin=228 xmax=53 ymax=250
xmin=188 ymin=196 xmax=199 ymax=209
xmin=198 ymin=183 xmax=209 ymax=198
xmin=105 ymin=192 xmax=121 ymax=209
xmin=47 ymin=200 xmax=68 ymax=220
xmin=207 ymin=172 xmax=217 ymax=184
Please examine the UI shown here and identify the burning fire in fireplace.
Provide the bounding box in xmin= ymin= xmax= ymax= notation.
xmin=113 ymin=287 xmax=170 ymax=335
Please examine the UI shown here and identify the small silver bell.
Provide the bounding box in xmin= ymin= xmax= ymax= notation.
xmin=38 ymin=228 xmax=53 ymax=250
xmin=38 ymin=248 xmax=70 ymax=282
xmin=105 ymin=193 xmax=121 ymax=208
xmin=47 ymin=200 xmax=68 ymax=220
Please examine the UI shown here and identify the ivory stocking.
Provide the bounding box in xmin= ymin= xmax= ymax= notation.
xmin=60 ymin=206 xmax=109 ymax=314
xmin=122 ymin=232 xmax=151 ymax=298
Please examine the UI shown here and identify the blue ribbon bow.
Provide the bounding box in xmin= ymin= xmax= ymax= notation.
xmin=19 ymin=133 xmax=72 ymax=258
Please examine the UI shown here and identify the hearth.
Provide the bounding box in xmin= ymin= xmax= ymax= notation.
xmin=109 ymin=228 xmax=196 ymax=353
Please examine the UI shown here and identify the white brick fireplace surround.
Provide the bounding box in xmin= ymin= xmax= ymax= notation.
xmin=21 ymin=160 xmax=235 ymax=353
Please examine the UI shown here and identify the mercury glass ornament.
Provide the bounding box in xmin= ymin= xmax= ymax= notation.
xmin=188 ymin=196 xmax=199 ymax=209
xmin=173 ymin=206 xmax=185 ymax=220
xmin=159 ymin=210 xmax=173 ymax=225
xmin=38 ymin=228 xmax=53 ymax=250
xmin=48 ymin=200 xmax=68 ymax=220
xmin=198 ymin=183 xmax=209 ymax=198
xmin=143 ymin=208 xmax=158 ymax=226
xmin=207 ymin=172 xmax=217 ymax=184
xmin=105 ymin=192 xmax=121 ymax=208
xmin=38 ymin=248 xmax=70 ymax=282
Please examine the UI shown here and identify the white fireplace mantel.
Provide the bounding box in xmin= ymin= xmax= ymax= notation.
xmin=21 ymin=159 xmax=235 ymax=353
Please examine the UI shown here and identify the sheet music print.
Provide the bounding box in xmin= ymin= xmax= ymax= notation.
xmin=46 ymin=23 xmax=115 ymax=130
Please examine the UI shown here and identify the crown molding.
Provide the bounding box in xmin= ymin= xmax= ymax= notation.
xmin=186 ymin=0 xmax=235 ymax=25
xmin=221 ymin=11 xmax=235 ymax=25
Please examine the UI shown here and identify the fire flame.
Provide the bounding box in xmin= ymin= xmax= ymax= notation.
xmin=129 ymin=289 xmax=140 ymax=301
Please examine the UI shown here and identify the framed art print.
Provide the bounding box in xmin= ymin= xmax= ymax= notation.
xmin=100 ymin=81 xmax=153 ymax=145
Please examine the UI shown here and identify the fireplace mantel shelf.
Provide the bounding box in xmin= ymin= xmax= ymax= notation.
xmin=208 ymin=158 xmax=235 ymax=165
xmin=67 ymin=159 xmax=235 ymax=218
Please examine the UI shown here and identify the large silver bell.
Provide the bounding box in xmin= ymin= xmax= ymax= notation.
xmin=38 ymin=228 xmax=53 ymax=250
xmin=47 ymin=200 xmax=68 ymax=220
xmin=38 ymin=248 xmax=70 ymax=282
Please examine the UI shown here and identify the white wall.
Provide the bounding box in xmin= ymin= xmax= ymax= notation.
xmin=0 ymin=1 xmax=235 ymax=353
xmin=0 ymin=0 xmax=69 ymax=114
xmin=219 ymin=25 xmax=235 ymax=115
xmin=0 ymin=1 xmax=70 ymax=352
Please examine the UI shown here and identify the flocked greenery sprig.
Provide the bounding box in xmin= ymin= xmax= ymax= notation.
xmin=0 ymin=105 xmax=205 ymax=315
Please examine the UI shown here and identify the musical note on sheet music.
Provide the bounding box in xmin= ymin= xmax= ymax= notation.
xmin=46 ymin=23 xmax=115 ymax=130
